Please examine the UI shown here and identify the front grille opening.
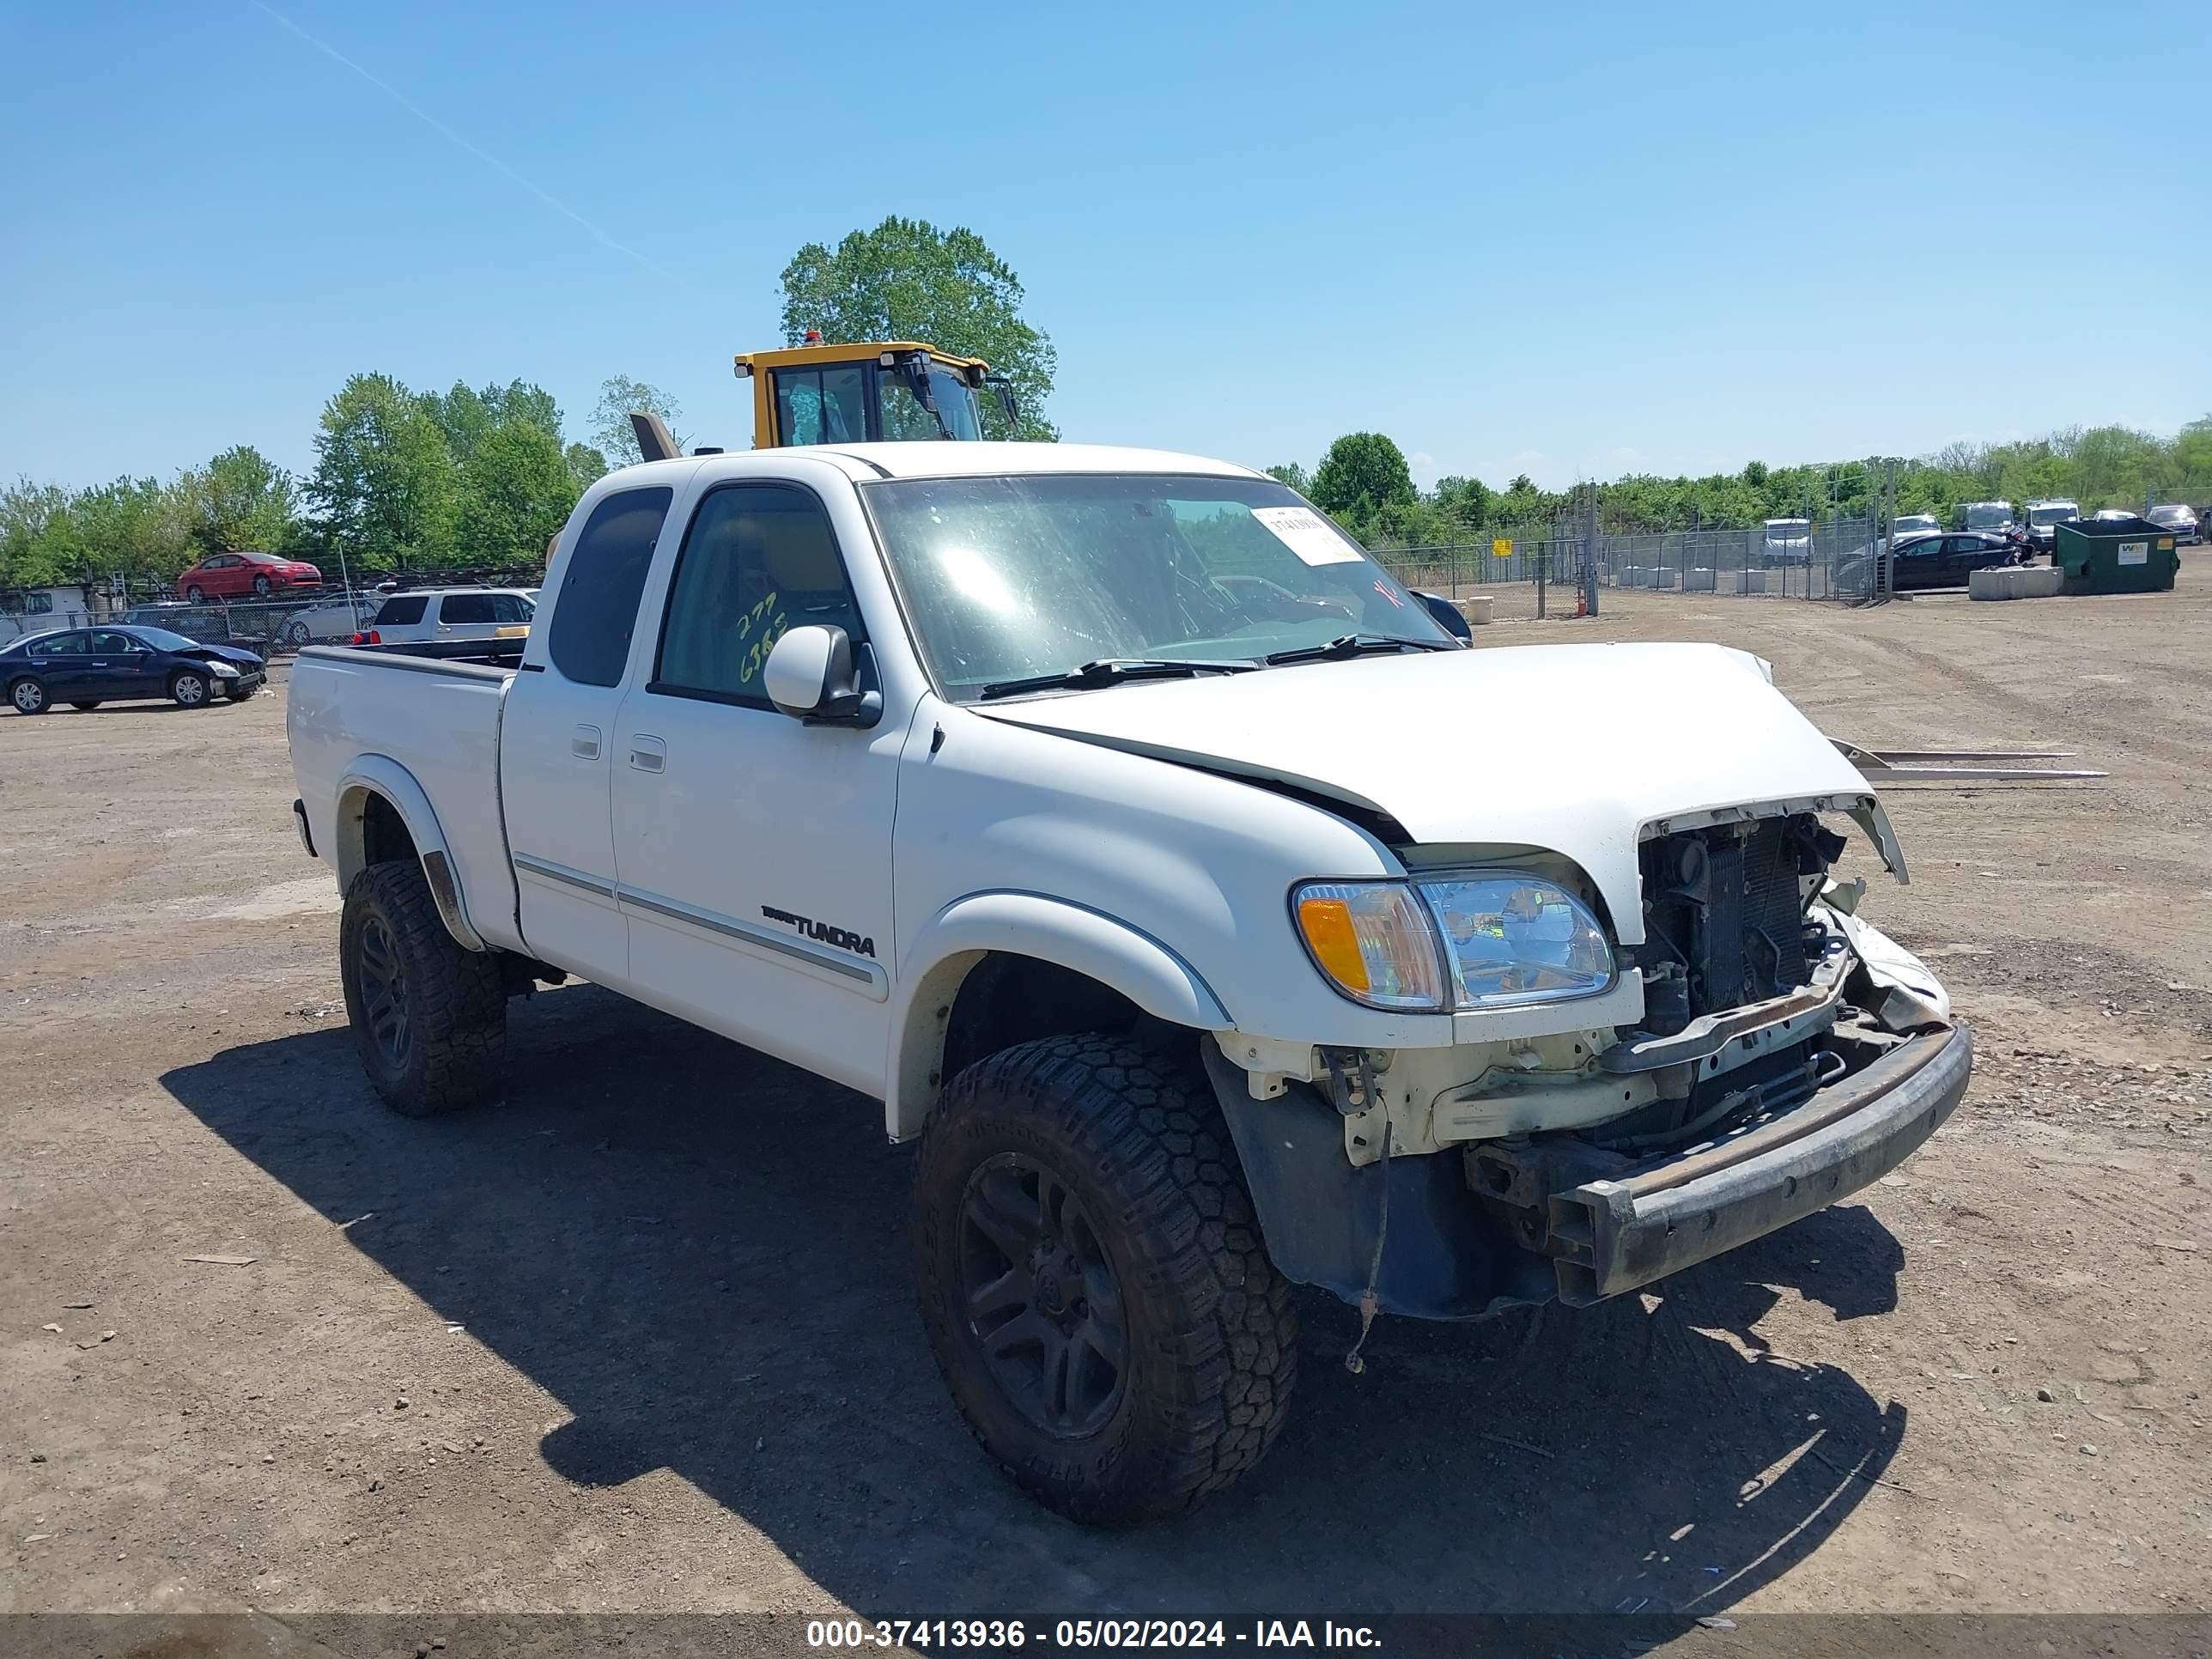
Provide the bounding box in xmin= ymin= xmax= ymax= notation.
xmin=1638 ymin=814 xmax=1839 ymax=1032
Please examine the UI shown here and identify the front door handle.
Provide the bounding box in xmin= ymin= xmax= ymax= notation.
xmin=571 ymin=725 xmax=602 ymax=760
xmin=628 ymin=734 xmax=666 ymax=773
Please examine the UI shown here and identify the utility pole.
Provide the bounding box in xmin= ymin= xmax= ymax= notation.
xmin=1580 ymin=483 xmax=1601 ymax=617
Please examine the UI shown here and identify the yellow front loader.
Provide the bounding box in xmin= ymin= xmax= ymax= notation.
xmin=629 ymin=334 xmax=1020 ymax=461
xmin=736 ymin=333 xmax=1019 ymax=448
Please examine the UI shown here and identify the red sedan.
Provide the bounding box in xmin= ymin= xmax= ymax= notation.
xmin=176 ymin=551 xmax=324 ymax=603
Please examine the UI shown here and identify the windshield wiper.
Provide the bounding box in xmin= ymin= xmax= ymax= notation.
xmin=1263 ymin=633 xmax=1459 ymax=666
xmin=977 ymin=658 xmax=1259 ymax=701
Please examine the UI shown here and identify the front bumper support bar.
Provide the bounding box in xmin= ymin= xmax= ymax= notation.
xmin=1544 ymin=1023 xmax=1972 ymax=1305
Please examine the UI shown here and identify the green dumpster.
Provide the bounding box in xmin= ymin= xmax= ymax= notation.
xmin=2053 ymin=515 xmax=2179 ymax=595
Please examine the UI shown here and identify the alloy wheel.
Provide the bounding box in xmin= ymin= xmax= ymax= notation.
xmin=957 ymin=1152 xmax=1128 ymax=1438
xmin=355 ymin=916 xmax=412 ymax=1072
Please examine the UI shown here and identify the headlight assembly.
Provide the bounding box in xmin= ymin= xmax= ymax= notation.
xmin=1419 ymin=876 xmax=1614 ymax=1008
xmin=206 ymin=660 xmax=240 ymax=678
xmin=1293 ymin=874 xmax=1613 ymax=1013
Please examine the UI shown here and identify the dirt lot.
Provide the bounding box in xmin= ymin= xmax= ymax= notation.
xmin=3 ymin=582 xmax=2209 ymax=1626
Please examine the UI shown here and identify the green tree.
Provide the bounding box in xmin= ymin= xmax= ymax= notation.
xmin=1264 ymin=462 xmax=1311 ymax=494
xmin=422 ymin=380 xmax=566 ymax=464
xmin=1310 ymin=433 xmax=1416 ymax=519
xmin=589 ymin=374 xmax=685 ymax=465
xmin=306 ymin=373 xmax=460 ymax=568
xmin=188 ymin=445 xmax=298 ymax=554
xmin=1433 ymin=474 xmax=1493 ymax=531
xmin=456 ymin=420 xmax=581 ymax=560
xmin=778 ymin=216 xmax=1058 ymax=441
xmin=45 ymin=476 xmax=195 ymax=587
xmin=0 ymin=478 xmax=76 ymax=586
xmin=566 ymin=442 xmax=609 ymax=488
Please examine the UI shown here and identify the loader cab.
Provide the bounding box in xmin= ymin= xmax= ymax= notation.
xmin=732 ymin=337 xmax=1018 ymax=449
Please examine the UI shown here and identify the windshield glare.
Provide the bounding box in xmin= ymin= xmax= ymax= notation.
xmin=880 ymin=365 xmax=984 ymax=441
xmin=862 ymin=474 xmax=1450 ymax=700
xmin=130 ymin=626 xmax=201 ymax=651
xmin=1964 ymin=504 xmax=2013 ymax=527
xmin=2028 ymin=504 xmax=2076 ymax=525
xmin=1765 ymin=520 xmax=1809 ymax=540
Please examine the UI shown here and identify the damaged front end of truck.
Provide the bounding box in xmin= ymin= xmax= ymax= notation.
xmin=1202 ymin=799 xmax=1971 ymax=1323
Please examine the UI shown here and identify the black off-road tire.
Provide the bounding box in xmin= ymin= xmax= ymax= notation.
xmin=912 ymin=1035 xmax=1297 ymax=1525
xmin=339 ymin=860 xmax=506 ymax=1117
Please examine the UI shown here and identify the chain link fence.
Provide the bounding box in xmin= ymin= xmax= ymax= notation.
xmin=1374 ymin=518 xmax=1886 ymax=617
xmin=4 ymin=564 xmax=550 ymax=656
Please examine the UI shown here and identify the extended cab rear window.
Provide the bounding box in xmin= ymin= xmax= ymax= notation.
xmin=548 ymin=488 xmax=673 ymax=686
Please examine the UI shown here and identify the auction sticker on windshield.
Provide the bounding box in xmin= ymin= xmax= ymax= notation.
xmin=1252 ymin=506 xmax=1364 ymax=566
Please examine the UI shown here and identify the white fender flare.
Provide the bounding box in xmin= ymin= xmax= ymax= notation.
xmin=334 ymin=756 xmax=488 ymax=952
xmin=884 ymin=890 xmax=1233 ymax=1141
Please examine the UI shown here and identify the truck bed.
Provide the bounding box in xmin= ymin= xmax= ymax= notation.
xmin=287 ymin=644 xmax=526 ymax=953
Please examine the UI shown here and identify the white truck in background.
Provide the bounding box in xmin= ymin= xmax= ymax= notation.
xmin=287 ymin=442 xmax=1972 ymax=1523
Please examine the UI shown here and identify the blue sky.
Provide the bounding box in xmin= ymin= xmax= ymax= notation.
xmin=2 ymin=0 xmax=2205 ymax=494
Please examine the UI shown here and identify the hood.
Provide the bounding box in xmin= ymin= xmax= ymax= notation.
xmin=193 ymin=642 xmax=265 ymax=666
xmin=974 ymin=641 xmax=1888 ymax=945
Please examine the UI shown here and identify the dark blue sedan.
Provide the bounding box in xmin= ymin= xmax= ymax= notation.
xmin=2 ymin=626 xmax=265 ymax=714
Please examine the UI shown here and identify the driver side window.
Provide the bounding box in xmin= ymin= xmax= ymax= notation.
xmin=653 ymin=484 xmax=866 ymax=706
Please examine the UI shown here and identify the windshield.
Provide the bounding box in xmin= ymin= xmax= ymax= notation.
xmin=1964 ymin=504 xmax=2014 ymax=528
xmin=1764 ymin=520 xmax=1809 ymax=542
xmin=2148 ymin=506 xmax=2191 ymax=524
xmin=1893 ymin=514 xmax=1937 ymax=529
xmin=880 ymin=363 xmax=984 ymax=441
xmin=861 ymin=474 xmax=1451 ymax=701
xmin=2028 ymin=504 xmax=2077 ymax=526
xmin=129 ymin=627 xmax=201 ymax=651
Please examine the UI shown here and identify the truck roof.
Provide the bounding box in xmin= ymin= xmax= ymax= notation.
xmin=617 ymin=441 xmax=1269 ymax=486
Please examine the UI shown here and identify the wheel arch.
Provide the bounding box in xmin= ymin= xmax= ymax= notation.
xmin=885 ymin=891 xmax=1233 ymax=1142
xmin=333 ymin=757 xmax=489 ymax=952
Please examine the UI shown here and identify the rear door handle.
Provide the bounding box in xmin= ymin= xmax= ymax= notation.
xmin=629 ymin=735 xmax=666 ymax=773
xmin=571 ymin=725 xmax=602 ymax=760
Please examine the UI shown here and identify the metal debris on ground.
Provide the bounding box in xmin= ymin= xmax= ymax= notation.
xmin=1829 ymin=739 xmax=2105 ymax=783
xmin=183 ymin=1254 xmax=258 ymax=1266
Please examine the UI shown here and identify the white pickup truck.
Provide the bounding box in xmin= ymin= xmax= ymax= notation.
xmin=288 ymin=441 xmax=1971 ymax=1523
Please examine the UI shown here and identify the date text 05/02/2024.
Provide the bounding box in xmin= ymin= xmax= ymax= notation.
xmin=804 ymin=1620 xmax=1382 ymax=1650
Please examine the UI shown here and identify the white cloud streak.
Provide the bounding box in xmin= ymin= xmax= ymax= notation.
xmin=249 ymin=1 xmax=669 ymax=277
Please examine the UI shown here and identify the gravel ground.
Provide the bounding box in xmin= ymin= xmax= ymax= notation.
xmin=2 ymin=579 xmax=2208 ymax=1626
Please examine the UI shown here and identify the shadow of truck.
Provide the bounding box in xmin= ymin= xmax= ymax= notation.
xmin=160 ymin=981 xmax=1907 ymax=1613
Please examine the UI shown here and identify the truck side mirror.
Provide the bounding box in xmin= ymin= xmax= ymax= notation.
xmin=763 ymin=625 xmax=881 ymax=727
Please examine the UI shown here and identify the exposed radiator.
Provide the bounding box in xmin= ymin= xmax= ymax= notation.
xmin=1639 ymin=816 xmax=1814 ymax=1020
